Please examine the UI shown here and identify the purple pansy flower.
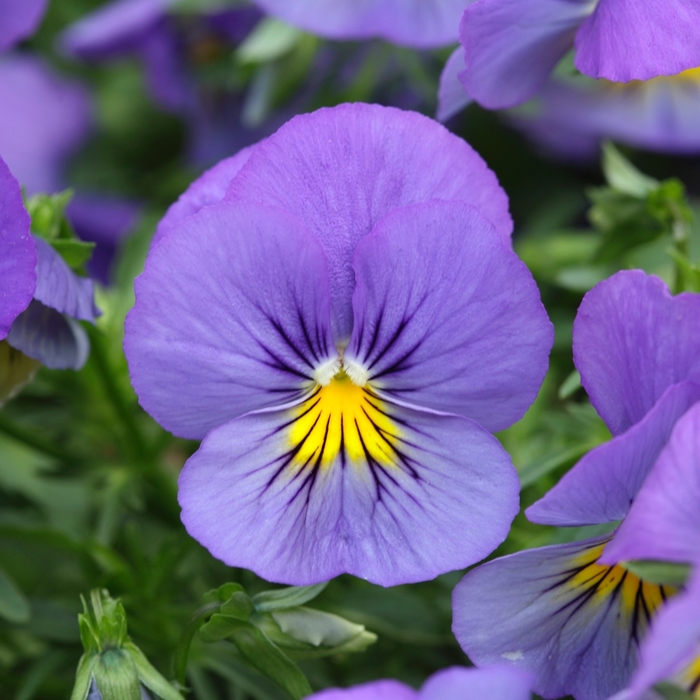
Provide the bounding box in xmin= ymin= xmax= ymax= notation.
xmin=308 ymin=665 xmax=534 ymax=700
xmin=125 ymin=103 xmax=553 ymax=586
xmin=60 ymin=0 xmax=262 ymax=164
xmin=452 ymin=269 xmax=700 ymax=700
xmin=612 ymin=571 xmax=700 ymax=700
xmin=0 ymin=156 xmax=35 ymax=341
xmin=0 ymin=0 xmax=47 ymax=52
xmin=515 ymin=69 xmax=700 ymax=160
xmin=250 ymin=0 xmax=469 ymax=48
xmin=456 ymin=0 xmax=700 ymax=110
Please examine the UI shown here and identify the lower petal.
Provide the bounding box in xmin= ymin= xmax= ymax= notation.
xmin=179 ymin=388 xmax=520 ymax=586
xmin=419 ymin=666 xmax=534 ymax=700
xmin=452 ymin=536 xmax=675 ymax=700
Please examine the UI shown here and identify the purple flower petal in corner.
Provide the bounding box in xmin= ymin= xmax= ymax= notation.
xmin=0 ymin=55 xmax=91 ymax=193
xmin=436 ymin=47 xmax=472 ymax=122
xmin=252 ymin=0 xmax=468 ymax=48
xmin=0 ymin=0 xmax=47 ymax=52
xmin=458 ymin=0 xmax=595 ymax=109
xmin=0 ymin=156 xmax=35 ymax=340
xmin=575 ymin=0 xmax=700 ymax=83
xmin=602 ymin=401 xmax=700 ymax=567
xmin=309 ymin=680 xmax=416 ymax=700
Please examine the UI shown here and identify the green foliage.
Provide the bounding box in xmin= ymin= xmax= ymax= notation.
xmin=624 ymin=561 xmax=691 ymax=587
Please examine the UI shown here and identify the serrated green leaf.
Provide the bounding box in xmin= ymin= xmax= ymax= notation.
xmin=49 ymin=239 xmax=96 ymax=273
xmin=0 ymin=565 xmax=31 ymax=623
xmin=124 ymin=640 xmax=184 ymax=700
xmin=625 ymin=560 xmax=690 ymax=586
xmin=602 ymin=142 xmax=658 ymax=198
xmin=655 ymin=682 xmax=696 ymax=700
xmin=253 ymin=583 xmax=327 ymax=613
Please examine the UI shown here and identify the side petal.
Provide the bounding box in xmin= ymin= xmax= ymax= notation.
xmin=623 ymin=572 xmax=700 ymax=700
xmin=125 ymin=201 xmax=337 ymax=440
xmin=344 ymin=201 xmax=553 ymax=433
xmin=0 ymin=0 xmax=47 ymax=51
xmin=527 ymin=381 xmax=700 ymax=527
xmin=309 ymin=680 xmax=416 ymax=700
xmin=573 ymin=270 xmax=700 ymax=436
xmin=0 ymin=157 xmax=35 ymax=340
xmin=225 ymin=103 xmax=512 ymax=341
xmin=252 ymin=0 xmax=467 ymax=48
xmin=602 ymin=401 xmax=700 ymax=566
xmin=419 ymin=666 xmax=534 ymax=700
xmin=153 ymin=145 xmax=256 ymax=247
xmin=452 ymin=536 xmax=674 ymax=700
xmin=459 ymin=0 xmax=594 ymax=109
xmin=7 ymin=300 xmax=90 ymax=370
xmin=179 ymin=391 xmax=520 ymax=586
xmin=33 ymin=237 xmax=98 ymax=322
xmin=575 ymin=0 xmax=700 ymax=83
xmin=436 ymin=47 xmax=472 ymax=122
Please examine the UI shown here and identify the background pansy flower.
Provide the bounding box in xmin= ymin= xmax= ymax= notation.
xmin=308 ymin=665 xmax=534 ymax=699
xmin=250 ymin=0 xmax=470 ymax=49
xmin=513 ymin=69 xmax=700 ymax=161
xmin=0 ymin=0 xmax=47 ymax=52
xmin=125 ymin=103 xmax=553 ymax=586
xmin=455 ymin=0 xmax=700 ymax=110
xmin=453 ymin=269 xmax=700 ymax=700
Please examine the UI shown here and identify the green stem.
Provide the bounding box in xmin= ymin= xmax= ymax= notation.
xmin=173 ymin=602 xmax=222 ymax=688
xmin=0 ymin=413 xmax=80 ymax=462
xmin=87 ymin=326 xmax=150 ymax=461
xmin=670 ymin=200 xmax=691 ymax=294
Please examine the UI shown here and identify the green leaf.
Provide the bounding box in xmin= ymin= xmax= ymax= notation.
xmin=602 ymin=142 xmax=658 ymax=198
xmin=220 ymin=592 xmax=255 ymax=620
xmin=654 ymin=682 xmax=696 ymax=700
xmin=49 ymin=240 xmax=96 ymax=273
xmin=236 ymin=18 xmax=302 ymax=64
xmin=558 ymin=370 xmax=581 ymax=400
xmin=227 ymin=620 xmax=313 ymax=700
xmin=0 ymin=565 xmax=31 ymax=623
xmin=199 ymin=613 xmax=247 ymax=644
xmin=271 ymin=607 xmax=368 ymax=648
xmin=93 ymin=650 xmax=141 ymax=700
xmin=253 ymin=583 xmax=328 ymax=613
xmin=203 ymin=582 xmax=246 ymax=605
xmin=25 ymin=190 xmax=74 ymax=241
xmin=625 ymin=560 xmax=690 ymax=586
xmin=70 ymin=654 xmax=98 ymax=700
xmin=124 ymin=640 xmax=185 ymax=700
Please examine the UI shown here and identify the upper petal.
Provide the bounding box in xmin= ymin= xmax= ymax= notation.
xmin=153 ymin=145 xmax=257 ymax=247
xmin=458 ymin=0 xmax=594 ymax=109
xmin=526 ymin=381 xmax=700 ymax=527
xmin=453 ymin=536 xmax=674 ymax=700
xmin=33 ymin=237 xmax=98 ymax=322
xmin=125 ymin=201 xmax=337 ymax=440
xmin=0 ymin=0 xmax=47 ymax=51
xmin=0 ymin=157 xmax=35 ymax=340
xmin=419 ymin=666 xmax=534 ymax=700
xmin=251 ymin=0 xmax=468 ymax=48
xmin=602 ymin=400 xmax=700 ymax=566
xmin=575 ymin=0 xmax=700 ymax=82
xmin=345 ymin=201 xmax=553 ymax=433
xmin=436 ymin=47 xmax=472 ymax=122
xmin=225 ymin=103 xmax=512 ymax=341
xmin=574 ymin=270 xmax=700 ymax=436
xmin=179 ymin=387 xmax=520 ymax=585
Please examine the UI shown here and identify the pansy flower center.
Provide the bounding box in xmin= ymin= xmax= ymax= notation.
xmin=288 ymin=368 xmax=401 ymax=470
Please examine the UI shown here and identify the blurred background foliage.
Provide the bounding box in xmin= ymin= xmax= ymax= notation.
xmin=2 ymin=0 xmax=700 ymax=698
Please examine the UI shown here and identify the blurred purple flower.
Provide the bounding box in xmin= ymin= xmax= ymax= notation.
xmin=457 ymin=0 xmax=700 ymax=110
xmin=60 ymin=0 xmax=262 ymax=163
xmin=250 ymin=0 xmax=468 ymax=48
xmin=125 ymin=103 xmax=553 ymax=586
xmin=309 ymin=665 xmax=534 ymax=700
xmin=515 ymin=69 xmax=700 ymax=159
xmin=453 ymin=270 xmax=700 ymax=700
xmin=0 ymin=0 xmax=47 ymax=52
